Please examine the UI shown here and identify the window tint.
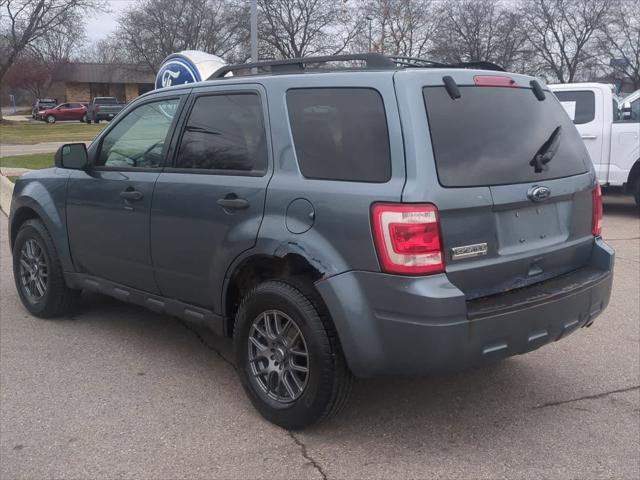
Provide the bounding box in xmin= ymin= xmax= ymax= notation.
xmin=175 ymin=93 xmax=267 ymax=172
xmin=68 ymin=103 xmax=83 ymax=108
xmin=629 ymin=99 xmax=640 ymax=121
xmin=553 ymin=90 xmax=595 ymax=124
xmin=286 ymin=88 xmax=391 ymax=182
xmin=423 ymin=86 xmax=590 ymax=187
xmin=97 ymin=98 xmax=180 ymax=169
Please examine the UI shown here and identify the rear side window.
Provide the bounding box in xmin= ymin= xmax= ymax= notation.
xmin=423 ymin=86 xmax=590 ymax=187
xmin=286 ymin=88 xmax=391 ymax=182
xmin=554 ymin=90 xmax=595 ymax=124
xmin=175 ymin=93 xmax=267 ymax=173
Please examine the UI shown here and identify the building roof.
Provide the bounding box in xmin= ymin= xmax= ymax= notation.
xmin=51 ymin=63 xmax=155 ymax=84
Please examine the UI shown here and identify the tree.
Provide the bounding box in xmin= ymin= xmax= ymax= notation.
xmin=0 ymin=0 xmax=101 ymax=118
xmin=431 ymin=0 xmax=528 ymax=71
xmin=597 ymin=0 xmax=640 ymax=90
xmin=116 ymin=0 xmax=249 ymax=71
xmin=361 ymin=0 xmax=438 ymax=58
xmin=519 ymin=0 xmax=612 ymax=83
xmin=258 ymin=0 xmax=360 ymax=59
xmin=4 ymin=55 xmax=51 ymax=98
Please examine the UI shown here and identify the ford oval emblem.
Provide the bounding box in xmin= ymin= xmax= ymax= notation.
xmin=528 ymin=185 xmax=551 ymax=202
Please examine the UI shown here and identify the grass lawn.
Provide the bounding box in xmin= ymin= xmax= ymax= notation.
xmin=0 ymin=153 xmax=55 ymax=169
xmin=0 ymin=121 xmax=105 ymax=144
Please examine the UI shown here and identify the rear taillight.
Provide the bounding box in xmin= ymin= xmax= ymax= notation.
xmin=473 ymin=75 xmax=518 ymax=87
xmin=371 ymin=203 xmax=444 ymax=275
xmin=592 ymin=183 xmax=603 ymax=236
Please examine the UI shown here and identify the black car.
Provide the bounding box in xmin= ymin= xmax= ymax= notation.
xmin=31 ymin=99 xmax=57 ymax=119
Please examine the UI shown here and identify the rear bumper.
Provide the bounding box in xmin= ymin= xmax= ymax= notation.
xmin=316 ymin=237 xmax=614 ymax=378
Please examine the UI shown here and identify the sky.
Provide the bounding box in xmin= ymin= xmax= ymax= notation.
xmin=85 ymin=0 xmax=136 ymax=41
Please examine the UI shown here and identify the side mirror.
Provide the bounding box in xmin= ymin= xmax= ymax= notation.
xmin=621 ymin=102 xmax=632 ymax=120
xmin=55 ymin=143 xmax=88 ymax=170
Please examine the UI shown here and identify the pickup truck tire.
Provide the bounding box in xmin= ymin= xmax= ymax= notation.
xmin=234 ymin=279 xmax=353 ymax=430
xmin=12 ymin=219 xmax=80 ymax=318
xmin=634 ymin=177 xmax=640 ymax=208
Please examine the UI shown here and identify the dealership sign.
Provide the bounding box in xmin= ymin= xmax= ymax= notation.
xmin=155 ymin=51 xmax=227 ymax=89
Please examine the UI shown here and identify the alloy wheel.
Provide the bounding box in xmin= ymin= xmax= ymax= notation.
xmin=248 ymin=310 xmax=309 ymax=403
xmin=19 ymin=239 xmax=48 ymax=300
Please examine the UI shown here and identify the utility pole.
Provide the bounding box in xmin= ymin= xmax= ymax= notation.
xmin=251 ymin=0 xmax=258 ymax=72
xmin=366 ymin=16 xmax=373 ymax=52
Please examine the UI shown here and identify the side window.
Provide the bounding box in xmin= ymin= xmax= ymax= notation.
xmin=286 ymin=88 xmax=391 ymax=182
xmin=554 ymin=90 xmax=595 ymax=124
xmin=174 ymin=93 xmax=267 ymax=173
xmin=97 ymin=98 xmax=180 ymax=169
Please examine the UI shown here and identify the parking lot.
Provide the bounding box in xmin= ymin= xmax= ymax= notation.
xmin=0 ymin=194 xmax=638 ymax=479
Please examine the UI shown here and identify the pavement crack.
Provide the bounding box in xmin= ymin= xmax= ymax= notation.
xmin=287 ymin=431 xmax=328 ymax=480
xmin=173 ymin=317 xmax=236 ymax=370
xmin=533 ymin=385 xmax=640 ymax=409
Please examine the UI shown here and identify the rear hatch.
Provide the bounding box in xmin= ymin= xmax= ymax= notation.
xmin=398 ymin=71 xmax=596 ymax=299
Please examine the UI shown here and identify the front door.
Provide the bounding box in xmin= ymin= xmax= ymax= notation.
xmin=66 ymin=95 xmax=184 ymax=292
xmin=150 ymin=85 xmax=272 ymax=311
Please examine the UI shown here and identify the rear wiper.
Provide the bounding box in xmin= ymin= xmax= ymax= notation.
xmin=529 ymin=126 xmax=562 ymax=173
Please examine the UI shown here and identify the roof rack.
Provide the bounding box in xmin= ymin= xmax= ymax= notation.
xmin=208 ymin=53 xmax=395 ymax=79
xmin=207 ymin=53 xmax=505 ymax=80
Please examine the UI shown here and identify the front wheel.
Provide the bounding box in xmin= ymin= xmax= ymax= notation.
xmin=13 ymin=219 xmax=80 ymax=318
xmin=234 ymin=280 xmax=352 ymax=430
xmin=46 ymin=115 xmax=56 ymax=124
xmin=634 ymin=177 xmax=640 ymax=209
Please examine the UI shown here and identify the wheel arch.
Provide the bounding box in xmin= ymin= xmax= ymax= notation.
xmin=626 ymin=159 xmax=640 ymax=189
xmin=222 ymin=251 xmax=324 ymax=338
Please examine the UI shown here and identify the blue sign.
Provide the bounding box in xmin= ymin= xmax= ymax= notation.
xmin=155 ymin=56 xmax=201 ymax=89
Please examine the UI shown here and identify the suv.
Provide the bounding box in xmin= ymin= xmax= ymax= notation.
xmin=9 ymin=54 xmax=614 ymax=429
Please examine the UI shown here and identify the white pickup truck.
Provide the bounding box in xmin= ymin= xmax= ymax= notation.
xmin=549 ymin=83 xmax=640 ymax=207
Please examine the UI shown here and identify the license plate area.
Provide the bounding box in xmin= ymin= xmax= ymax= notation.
xmin=496 ymin=202 xmax=569 ymax=255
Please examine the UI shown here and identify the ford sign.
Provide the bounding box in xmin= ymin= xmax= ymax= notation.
xmin=155 ymin=51 xmax=227 ymax=90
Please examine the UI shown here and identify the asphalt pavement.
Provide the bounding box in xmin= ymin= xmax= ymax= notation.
xmin=1 ymin=194 xmax=638 ymax=479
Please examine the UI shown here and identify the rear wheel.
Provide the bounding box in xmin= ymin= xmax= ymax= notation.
xmin=81 ymin=114 xmax=87 ymax=123
xmin=46 ymin=115 xmax=55 ymax=124
xmin=634 ymin=177 xmax=640 ymax=209
xmin=12 ymin=219 xmax=80 ymax=318
xmin=234 ymin=279 xmax=352 ymax=430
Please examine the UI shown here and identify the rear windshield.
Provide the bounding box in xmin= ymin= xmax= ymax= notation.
xmin=95 ymin=98 xmax=117 ymax=104
xmin=423 ymin=86 xmax=590 ymax=187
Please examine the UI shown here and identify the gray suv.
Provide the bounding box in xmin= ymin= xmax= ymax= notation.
xmin=9 ymin=54 xmax=614 ymax=429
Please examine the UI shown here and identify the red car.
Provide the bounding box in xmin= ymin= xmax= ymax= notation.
xmin=39 ymin=102 xmax=88 ymax=123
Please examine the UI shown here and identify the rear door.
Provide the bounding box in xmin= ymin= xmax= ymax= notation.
xmin=396 ymin=70 xmax=595 ymax=299
xmin=150 ymin=84 xmax=272 ymax=311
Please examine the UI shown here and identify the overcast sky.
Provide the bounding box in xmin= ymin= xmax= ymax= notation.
xmin=85 ymin=0 xmax=136 ymax=41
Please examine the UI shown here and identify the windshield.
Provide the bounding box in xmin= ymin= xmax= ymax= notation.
xmin=423 ymin=86 xmax=590 ymax=187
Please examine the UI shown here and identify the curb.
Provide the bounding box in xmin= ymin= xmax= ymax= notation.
xmin=0 ymin=175 xmax=14 ymax=217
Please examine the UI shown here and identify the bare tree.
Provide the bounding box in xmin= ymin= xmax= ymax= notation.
xmin=597 ymin=0 xmax=640 ymax=90
xmin=430 ymin=0 xmax=527 ymax=70
xmin=519 ymin=0 xmax=611 ymax=83
xmin=258 ymin=0 xmax=361 ymax=59
xmin=0 ymin=0 xmax=101 ymax=82
xmin=116 ymin=0 xmax=249 ymax=71
xmin=360 ymin=0 xmax=437 ymax=58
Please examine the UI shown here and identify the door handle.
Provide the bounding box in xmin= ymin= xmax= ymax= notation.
xmin=581 ymin=134 xmax=597 ymax=139
xmin=120 ymin=190 xmax=143 ymax=201
xmin=217 ymin=195 xmax=249 ymax=210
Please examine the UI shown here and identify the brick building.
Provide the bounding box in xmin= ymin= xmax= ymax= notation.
xmin=49 ymin=63 xmax=155 ymax=103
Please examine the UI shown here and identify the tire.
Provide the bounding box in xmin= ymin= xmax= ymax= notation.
xmin=234 ymin=279 xmax=353 ymax=430
xmin=94 ymin=119 xmax=100 ymax=124
xmin=81 ymin=114 xmax=87 ymax=123
xmin=634 ymin=177 xmax=640 ymax=209
xmin=46 ymin=115 xmax=55 ymax=124
xmin=12 ymin=219 xmax=80 ymax=318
